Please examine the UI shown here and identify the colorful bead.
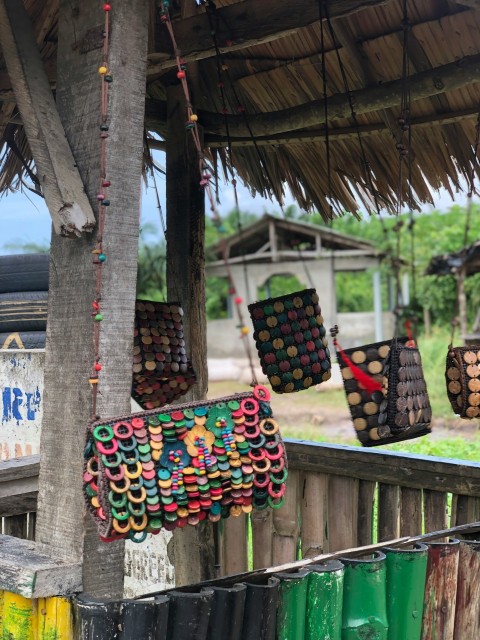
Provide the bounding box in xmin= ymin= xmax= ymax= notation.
xmin=98 ymin=253 xmax=106 ymax=262
xmin=177 ymin=70 xmax=186 ymax=79
xmin=94 ymin=363 xmax=102 ymax=372
xmin=103 ymin=3 xmax=111 ymax=11
xmin=104 ymin=75 xmax=113 ymax=83
xmin=95 ymin=313 xmax=104 ymax=321
xmin=98 ymin=66 xmax=108 ymax=75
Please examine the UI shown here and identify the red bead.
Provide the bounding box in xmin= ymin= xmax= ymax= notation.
xmin=228 ymin=287 xmax=236 ymax=295
xmin=177 ymin=70 xmax=186 ymax=79
xmin=102 ymin=180 xmax=111 ymax=187
xmin=93 ymin=301 xmax=100 ymax=310
xmin=234 ymin=296 xmax=243 ymax=305
xmin=95 ymin=363 xmax=102 ymax=371
xmin=97 ymin=193 xmax=105 ymax=201
xmin=103 ymin=3 xmax=111 ymax=11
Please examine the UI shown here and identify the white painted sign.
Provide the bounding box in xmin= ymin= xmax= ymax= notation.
xmin=0 ymin=350 xmax=44 ymax=460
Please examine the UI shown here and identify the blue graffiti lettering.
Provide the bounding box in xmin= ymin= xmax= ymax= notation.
xmin=1 ymin=386 xmax=41 ymax=423
xmin=2 ymin=387 xmax=11 ymax=422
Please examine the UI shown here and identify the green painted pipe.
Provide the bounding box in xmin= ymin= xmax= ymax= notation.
xmin=340 ymin=551 xmax=388 ymax=640
xmin=385 ymin=544 xmax=428 ymax=640
xmin=306 ymin=560 xmax=344 ymax=640
xmin=275 ymin=569 xmax=309 ymax=640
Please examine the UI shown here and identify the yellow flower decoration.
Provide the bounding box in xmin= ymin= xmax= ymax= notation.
xmin=185 ymin=424 xmax=215 ymax=458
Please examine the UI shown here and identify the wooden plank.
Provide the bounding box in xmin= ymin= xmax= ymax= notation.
xmin=0 ymin=455 xmax=40 ymax=484
xmin=357 ymin=480 xmax=376 ymax=546
xmin=0 ymin=534 xmax=81 ymax=598
xmin=424 ymin=490 xmax=448 ymax=534
xmin=454 ymin=495 xmax=480 ymax=526
xmin=272 ymin=470 xmax=300 ymax=564
xmin=400 ymin=487 xmax=423 ymax=537
xmin=251 ymin=507 xmax=274 ymax=570
xmin=221 ymin=515 xmax=248 ymax=576
xmin=150 ymin=0 xmax=393 ymax=72
xmin=300 ymin=472 xmax=327 ymax=558
xmin=284 ymin=440 xmax=480 ymax=497
xmin=0 ymin=0 xmax=95 ymax=236
xmin=378 ymin=484 xmax=400 ymax=542
xmin=326 ymin=476 xmax=359 ymax=551
xmin=453 ymin=541 xmax=480 ymax=640
xmin=0 ymin=456 xmax=39 ymax=517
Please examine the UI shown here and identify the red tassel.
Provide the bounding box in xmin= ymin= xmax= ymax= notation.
xmin=334 ymin=338 xmax=383 ymax=393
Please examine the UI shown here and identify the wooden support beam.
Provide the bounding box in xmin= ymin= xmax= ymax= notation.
xmin=149 ymin=0 xmax=393 ymax=73
xmin=0 ymin=0 xmax=95 ymax=236
xmin=34 ymin=0 xmax=149 ymax=598
xmin=145 ymin=55 xmax=480 ymax=138
xmin=206 ymin=53 xmax=480 ymax=136
xmin=166 ymin=84 xmax=215 ymax=586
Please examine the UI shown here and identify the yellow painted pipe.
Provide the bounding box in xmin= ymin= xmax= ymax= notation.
xmin=2 ymin=591 xmax=35 ymax=639
xmin=0 ymin=590 xmax=4 ymax=635
xmin=36 ymin=596 xmax=73 ymax=640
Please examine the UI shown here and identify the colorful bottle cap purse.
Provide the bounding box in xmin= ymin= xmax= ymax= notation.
xmin=446 ymin=345 xmax=480 ymax=419
xmin=248 ymin=289 xmax=331 ymax=394
xmin=336 ymin=337 xmax=432 ymax=446
xmin=132 ymin=300 xmax=196 ymax=410
xmin=84 ymin=385 xmax=288 ymax=543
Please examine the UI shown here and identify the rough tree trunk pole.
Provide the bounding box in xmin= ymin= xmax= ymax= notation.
xmin=166 ymin=84 xmax=215 ymax=585
xmin=35 ymin=0 xmax=149 ymax=597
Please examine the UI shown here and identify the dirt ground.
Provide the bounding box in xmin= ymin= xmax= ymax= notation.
xmin=207 ymin=380 xmax=479 ymax=444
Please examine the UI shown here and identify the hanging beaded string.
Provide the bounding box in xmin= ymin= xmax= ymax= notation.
xmin=89 ymin=2 xmax=113 ymax=418
xmin=159 ymin=0 xmax=258 ymax=384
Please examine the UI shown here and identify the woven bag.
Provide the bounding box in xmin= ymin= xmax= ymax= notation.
xmin=336 ymin=337 xmax=432 ymax=446
xmin=84 ymin=385 xmax=288 ymax=543
xmin=445 ymin=345 xmax=480 ymax=419
xmin=132 ymin=300 xmax=196 ymax=410
xmin=248 ymin=289 xmax=331 ymax=394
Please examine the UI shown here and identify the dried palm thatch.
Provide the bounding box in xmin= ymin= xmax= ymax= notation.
xmin=1 ymin=0 xmax=480 ymax=220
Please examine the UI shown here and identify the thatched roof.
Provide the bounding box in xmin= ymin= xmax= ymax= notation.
xmin=1 ymin=0 xmax=480 ymax=219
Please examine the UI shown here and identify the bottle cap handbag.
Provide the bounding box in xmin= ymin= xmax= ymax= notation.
xmin=336 ymin=337 xmax=432 ymax=447
xmin=84 ymin=385 xmax=288 ymax=543
xmin=132 ymin=300 xmax=197 ymax=410
xmin=248 ymin=289 xmax=331 ymax=394
xmin=445 ymin=345 xmax=480 ymax=419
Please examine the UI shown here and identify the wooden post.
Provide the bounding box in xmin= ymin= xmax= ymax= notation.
xmin=251 ymin=508 xmax=274 ymax=569
xmin=400 ymin=487 xmax=423 ymax=537
xmin=422 ymin=540 xmax=460 ymax=640
xmin=272 ymin=470 xmax=300 ymax=564
xmin=166 ymin=83 xmax=214 ymax=585
xmin=221 ymin=516 xmax=249 ymax=576
xmin=34 ymin=0 xmax=149 ymax=598
xmin=378 ymin=484 xmax=400 ymax=542
xmin=326 ymin=476 xmax=359 ymax=551
xmin=300 ymin=472 xmax=327 ymax=558
xmin=424 ymin=490 xmax=448 ymax=535
xmin=357 ymin=480 xmax=376 ymax=546
xmin=453 ymin=540 xmax=480 ymax=639
xmin=0 ymin=0 xmax=96 ymax=236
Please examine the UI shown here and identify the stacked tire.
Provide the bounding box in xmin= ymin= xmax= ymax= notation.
xmin=0 ymin=254 xmax=49 ymax=349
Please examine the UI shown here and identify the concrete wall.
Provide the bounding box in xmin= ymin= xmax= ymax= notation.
xmin=0 ymin=348 xmax=175 ymax=595
xmin=0 ymin=350 xmax=44 ymax=460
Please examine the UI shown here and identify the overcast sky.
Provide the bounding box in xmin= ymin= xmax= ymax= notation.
xmin=0 ymin=153 xmax=470 ymax=254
